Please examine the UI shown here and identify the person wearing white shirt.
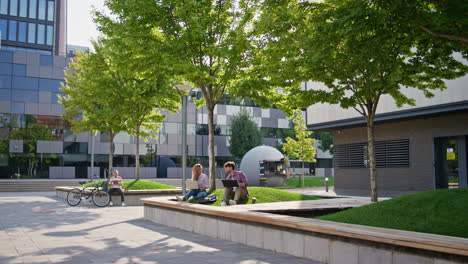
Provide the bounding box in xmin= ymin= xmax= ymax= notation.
xmin=108 ymin=170 xmax=126 ymax=206
xmin=177 ymin=164 xmax=209 ymax=201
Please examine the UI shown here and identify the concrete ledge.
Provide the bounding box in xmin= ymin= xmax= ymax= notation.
xmin=142 ymin=198 xmax=468 ymax=263
xmin=56 ymin=187 xmax=182 ymax=206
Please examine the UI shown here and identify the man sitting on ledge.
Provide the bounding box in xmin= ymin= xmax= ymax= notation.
xmin=221 ymin=161 xmax=249 ymax=206
xmin=108 ymin=170 xmax=126 ymax=207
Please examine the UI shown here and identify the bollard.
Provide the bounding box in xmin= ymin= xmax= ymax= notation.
xmin=325 ymin=177 xmax=329 ymax=192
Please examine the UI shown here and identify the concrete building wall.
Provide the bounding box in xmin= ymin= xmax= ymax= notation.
xmin=333 ymin=111 xmax=468 ymax=196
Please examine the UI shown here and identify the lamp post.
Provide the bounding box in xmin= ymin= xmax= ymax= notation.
xmin=90 ymin=131 xmax=95 ymax=180
xmin=175 ymin=85 xmax=192 ymax=195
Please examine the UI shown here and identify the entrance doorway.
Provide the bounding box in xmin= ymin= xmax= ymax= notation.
xmin=434 ymin=136 xmax=468 ymax=189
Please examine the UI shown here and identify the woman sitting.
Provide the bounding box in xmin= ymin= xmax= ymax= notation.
xmin=176 ymin=163 xmax=209 ymax=201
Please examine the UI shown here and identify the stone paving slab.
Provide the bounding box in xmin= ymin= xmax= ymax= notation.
xmin=0 ymin=192 xmax=318 ymax=264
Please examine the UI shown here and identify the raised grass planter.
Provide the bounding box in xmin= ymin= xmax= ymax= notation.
xmin=56 ymin=187 xmax=182 ymax=206
xmin=142 ymin=198 xmax=468 ymax=264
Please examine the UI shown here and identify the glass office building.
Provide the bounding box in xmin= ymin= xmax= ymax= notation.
xmin=0 ymin=0 xmax=332 ymax=180
xmin=0 ymin=48 xmax=302 ymax=180
xmin=0 ymin=0 xmax=66 ymax=56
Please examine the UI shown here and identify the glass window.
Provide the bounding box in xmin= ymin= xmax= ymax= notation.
xmin=29 ymin=0 xmax=37 ymax=18
xmin=8 ymin=20 xmax=17 ymax=41
xmin=0 ymin=0 xmax=7 ymax=15
xmin=37 ymin=24 xmax=44 ymax=44
xmin=63 ymin=142 xmax=88 ymax=154
xmin=18 ymin=22 xmax=26 ymax=42
xmin=19 ymin=0 xmax=27 ymax=17
xmin=0 ymin=19 xmax=6 ymax=40
xmin=38 ymin=0 xmax=45 ymax=20
xmin=10 ymin=0 xmax=18 ymax=16
xmin=47 ymin=0 xmax=53 ymax=21
xmin=28 ymin=23 xmax=35 ymax=43
xmin=46 ymin=25 xmax=53 ymax=45
xmin=63 ymin=154 xmax=88 ymax=166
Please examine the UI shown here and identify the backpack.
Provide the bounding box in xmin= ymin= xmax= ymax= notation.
xmin=199 ymin=194 xmax=217 ymax=204
xmin=102 ymin=180 xmax=109 ymax=192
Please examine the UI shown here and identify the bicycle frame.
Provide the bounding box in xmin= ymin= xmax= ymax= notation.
xmin=80 ymin=183 xmax=101 ymax=200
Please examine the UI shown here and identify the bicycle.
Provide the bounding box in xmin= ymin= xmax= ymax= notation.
xmin=67 ymin=180 xmax=110 ymax=207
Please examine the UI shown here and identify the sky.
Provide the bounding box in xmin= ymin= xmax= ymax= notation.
xmin=67 ymin=0 xmax=106 ymax=48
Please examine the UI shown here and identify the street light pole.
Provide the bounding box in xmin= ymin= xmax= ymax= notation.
xmin=175 ymin=85 xmax=192 ymax=195
xmin=181 ymin=94 xmax=188 ymax=195
xmin=90 ymin=131 xmax=95 ymax=180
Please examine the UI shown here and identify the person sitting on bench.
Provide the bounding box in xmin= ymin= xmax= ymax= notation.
xmin=108 ymin=170 xmax=126 ymax=207
xmin=221 ymin=161 xmax=249 ymax=206
xmin=177 ymin=164 xmax=209 ymax=201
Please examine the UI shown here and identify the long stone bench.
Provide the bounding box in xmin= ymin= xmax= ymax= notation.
xmin=56 ymin=187 xmax=182 ymax=206
xmin=142 ymin=198 xmax=468 ymax=264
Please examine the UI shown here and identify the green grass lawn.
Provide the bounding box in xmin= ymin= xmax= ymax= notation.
xmin=317 ymin=188 xmax=468 ymax=238
xmin=80 ymin=179 xmax=176 ymax=190
xmin=187 ymin=187 xmax=321 ymax=206
xmin=276 ymin=177 xmax=334 ymax=189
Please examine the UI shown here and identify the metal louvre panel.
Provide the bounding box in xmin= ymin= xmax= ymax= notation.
xmin=333 ymin=144 xmax=350 ymax=168
xmin=333 ymin=139 xmax=409 ymax=169
xmin=385 ymin=139 xmax=410 ymax=167
xmin=349 ymin=143 xmax=366 ymax=168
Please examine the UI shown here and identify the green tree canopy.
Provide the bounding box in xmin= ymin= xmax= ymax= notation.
xmin=95 ymin=0 xmax=290 ymax=189
xmin=99 ymin=38 xmax=181 ymax=180
xmin=263 ymin=0 xmax=467 ymax=201
xmin=283 ymin=109 xmax=316 ymax=187
xmin=60 ymin=45 xmax=127 ymax=174
xmin=229 ymin=108 xmax=263 ymax=160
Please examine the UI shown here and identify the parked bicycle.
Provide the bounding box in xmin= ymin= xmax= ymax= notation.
xmin=67 ymin=180 xmax=110 ymax=207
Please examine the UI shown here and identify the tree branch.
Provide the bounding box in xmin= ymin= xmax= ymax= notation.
xmin=419 ymin=26 xmax=468 ymax=45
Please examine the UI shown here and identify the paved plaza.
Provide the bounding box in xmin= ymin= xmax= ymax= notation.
xmin=0 ymin=192 xmax=318 ymax=264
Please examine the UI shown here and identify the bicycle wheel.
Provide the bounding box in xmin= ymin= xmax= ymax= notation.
xmin=67 ymin=188 xmax=82 ymax=206
xmin=92 ymin=190 xmax=110 ymax=207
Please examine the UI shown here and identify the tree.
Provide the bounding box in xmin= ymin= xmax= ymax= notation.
xmin=283 ymin=109 xmax=316 ymax=188
xmin=95 ymin=0 xmax=288 ymax=190
xmin=98 ymin=40 xmax=180 ymax=181
xmin=314 ymin=132 xmax=333 ymax=153
xmin=229 ymin=108 xmax=263 ymax=160
xmin=264 ymin=0 xmax=467 ymax=202
xmin=60 ymin=47 xmax=126 ymax=177
xmin=62 ymin=40 xmax=180 ymax=181
xmin=374 ymin=0 xmax=468 ymax=47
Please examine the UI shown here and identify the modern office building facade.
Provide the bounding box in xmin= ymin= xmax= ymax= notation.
xmin=306 ymin=71 xmax=468 ymax=196
xmin=0 ymin=0 xmax=334 ymax=180
xmin=0 ymin=0 xmax=66 ymax=55
xmin=0 ymin=48 xmax=312 ymax=180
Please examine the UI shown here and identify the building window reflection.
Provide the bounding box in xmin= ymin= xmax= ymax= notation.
xmin=47 ymin=0 xmax=53 ymax=21
xmin=0 ymin=0 xmax=7 ymax=15
xmin=29 ymin=0 xmax=37 ymax=19
xmin=10 ymin=0 xmax=18 ymax=16
xmin=28 ymin=22 xmax=36 ymax=43
xmin=38 ymin=0 xmax=46 ymax=20
xmin=8 ymin=20 xmax=17 ymax=41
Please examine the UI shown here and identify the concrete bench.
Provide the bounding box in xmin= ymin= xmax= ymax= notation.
xmin=142 ymin=198 xmax=468 ymax=263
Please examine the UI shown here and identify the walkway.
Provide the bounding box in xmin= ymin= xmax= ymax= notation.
xmin=0 ymin=192 xmax=317 ymax=264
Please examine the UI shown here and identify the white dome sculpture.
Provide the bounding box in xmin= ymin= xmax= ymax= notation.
xmin=239 ymin=145 xmax=284 ymax=186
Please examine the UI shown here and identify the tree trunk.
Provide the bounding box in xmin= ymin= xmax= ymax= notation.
xmin=207 ymin=105 xmax=217 ymax=191
xmin=301 ymin=160 xmax=305 ymax=188
xmin=135 ymin=126 xmax=140 ymax=180
xmin=108 ymin=130 xmax=114 ymax=179
xmin=367 ymin=116 xmax=378 ymax=202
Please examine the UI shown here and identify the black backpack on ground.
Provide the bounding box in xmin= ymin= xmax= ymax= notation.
xmin=199 ymin=194 xmax=217 ymax=204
